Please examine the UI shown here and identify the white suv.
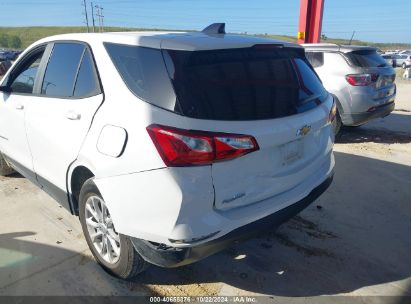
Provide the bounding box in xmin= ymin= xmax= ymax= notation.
xmin=0 ymin=24 xmax=335 ymax=279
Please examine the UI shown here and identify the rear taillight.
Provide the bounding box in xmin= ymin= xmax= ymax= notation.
xmin=146 ymin=124 xmax=259 ymax=167
xmin=345 ymin=73 xmax=379 ymax=86
xmin=328 ymin=100 xmax=337 ymax=123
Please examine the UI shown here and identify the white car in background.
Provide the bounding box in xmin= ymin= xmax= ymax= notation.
xmin=394 ymin=54 xmax=411 ymax=69
xmin=0 ymin=24 xmax=335 ymax=279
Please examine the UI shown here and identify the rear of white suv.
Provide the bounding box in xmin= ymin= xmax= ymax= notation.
xmin=0 ymin=25 xmax=335 ymax=279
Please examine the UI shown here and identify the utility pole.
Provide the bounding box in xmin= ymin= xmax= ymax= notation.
xmin=91 ymin=1 xmax=95 ymax=32
xmin=81 ymin=0 xmax=90 ymax=33
xmin=95 ymin=5 xmax=104 ymax=32
xmin=100 ymin=7 xmax=104 ymax=31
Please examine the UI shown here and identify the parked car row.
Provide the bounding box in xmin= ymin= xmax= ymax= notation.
xmin=393 ymin=54 xmax=411 ymax=68
xmin=381 ymin=51 xmax=411 ymax=68
xmin=0 ymin=26 xmax=395 ymax=280
xmin=0 ymin=49 xmax=22 ymax=61
xmin=384 ymin=49 xmax=411 ymax=55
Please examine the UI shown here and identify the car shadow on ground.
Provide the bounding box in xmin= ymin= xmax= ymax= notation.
xmin=336 ymin=113 xmax=411 ymax=145
xmin=1 ymin=152 xmax=410 ymax=297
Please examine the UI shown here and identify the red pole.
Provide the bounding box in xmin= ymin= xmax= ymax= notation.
xmin=298 ymin=0 xmax=325 ymax=44
xmin=297 ymin=0 xmax=310 ymax=44
xmin=310 ymin=0 xmax=325 ymax=43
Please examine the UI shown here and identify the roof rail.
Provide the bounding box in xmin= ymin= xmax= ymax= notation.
xmin=202 ymin=23 xmax=226 ymax=35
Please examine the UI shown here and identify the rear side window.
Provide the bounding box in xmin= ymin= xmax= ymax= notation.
xmin=41 ymin=43 xmax=84 ymax=97
xmin=73 ymin=49 xmax=99 ymax=97
xmin=105 ymin=43 xmax=328 ymax=121
xmin=305 ymin=52 xmax=324 ymax=68
xmin=345 ymin=50 xmax=387 ymax=68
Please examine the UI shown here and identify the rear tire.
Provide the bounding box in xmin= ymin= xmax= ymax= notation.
xmin=79 ymin=179 xmax=149 ymax=279
xmin=0 ymin=153 xmax=15 ymax=176
xmin=332 ymin=109 xmax=342 ymax=138
xmin=402 ymin=63 xmax=407 ymax=69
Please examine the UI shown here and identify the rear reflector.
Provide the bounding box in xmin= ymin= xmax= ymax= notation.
xmin=147 ymin=124 xmax=259 ymax=167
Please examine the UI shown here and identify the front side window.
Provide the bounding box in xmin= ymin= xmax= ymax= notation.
xmin=41 ymin=43 xmax=85 ymax=97
xmin=9 ymin=49 xmax=45 ymax=94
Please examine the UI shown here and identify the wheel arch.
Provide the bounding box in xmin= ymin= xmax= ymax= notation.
xmin=68 ymin=164 xmax=95 ymax=215
xmin=330 ymin=93 xmax=344 ymax=114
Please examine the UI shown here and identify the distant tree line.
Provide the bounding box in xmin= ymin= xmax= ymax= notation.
xmin=0 ymin=34 xmax=22 ymax=49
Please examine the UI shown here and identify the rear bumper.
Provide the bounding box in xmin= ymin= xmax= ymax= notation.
xmin=341 ymin=101 xmax=395 ymax=126
xmin=131 ymin=174 xmax=334 ymax=268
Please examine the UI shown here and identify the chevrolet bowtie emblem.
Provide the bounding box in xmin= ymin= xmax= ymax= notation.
xmin=297 ymin=125 xmax=311 ymax=137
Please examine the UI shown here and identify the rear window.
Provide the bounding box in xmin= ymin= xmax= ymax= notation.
xmin=345 ymin=50 xmax=387 ymax=68
xmin=106 ymin=43 xmax=328 ymax=121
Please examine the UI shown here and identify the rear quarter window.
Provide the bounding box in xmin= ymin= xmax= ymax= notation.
xmin=305 ymin=52 xmax=324 ymax=68
xmin=104 ymin=43 xmax=177 ymax=111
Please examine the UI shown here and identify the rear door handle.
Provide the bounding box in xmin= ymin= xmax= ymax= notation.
xmin=65 ymin=112 xmax=81 ymax=120
xmin=16 ymin=104 xmax=24 ymax=110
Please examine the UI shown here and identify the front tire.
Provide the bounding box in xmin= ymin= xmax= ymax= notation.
xmin=402 ymin=62 xmax=407 ymax=69
xmin=0 ymin=153 xmax=15 ymax=176
xmin=79 ymin=179 xmax=148 ymax=279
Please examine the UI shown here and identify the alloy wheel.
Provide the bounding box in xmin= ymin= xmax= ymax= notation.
xmin=84 ymin=196 xmax=121 ymax=264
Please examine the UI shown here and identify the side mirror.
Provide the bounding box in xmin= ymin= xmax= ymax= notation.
xmin=0 ymin=60 xmax=12 ymax=77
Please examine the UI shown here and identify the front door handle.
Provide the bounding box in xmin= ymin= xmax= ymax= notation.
xmin=16 ymin=104 xmax=24 ymax=110
xmin=65 ymin=112 xmax=81 ymax=120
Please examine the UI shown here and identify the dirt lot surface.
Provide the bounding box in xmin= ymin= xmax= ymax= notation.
xmin=1 ymin=78 xmax=410 ymax=302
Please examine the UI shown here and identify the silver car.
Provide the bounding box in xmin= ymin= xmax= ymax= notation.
xmin=381 ymin=54 xmax=396 ymax=67
xmin=394 ymin=54 xmax=411 ymax=69
xmin=303 ymin=44 xmax=396 ymax=134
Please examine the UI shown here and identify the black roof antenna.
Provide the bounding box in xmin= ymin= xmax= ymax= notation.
xmin=202 ymin=23 xmax=226 ymax=35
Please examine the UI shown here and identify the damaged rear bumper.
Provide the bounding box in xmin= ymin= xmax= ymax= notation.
xmin=131 ymin=174 xmax=334 ymax=268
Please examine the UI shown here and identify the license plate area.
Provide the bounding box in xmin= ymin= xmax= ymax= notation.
xmin=281 ymin=139 xmax=303 ymax=166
